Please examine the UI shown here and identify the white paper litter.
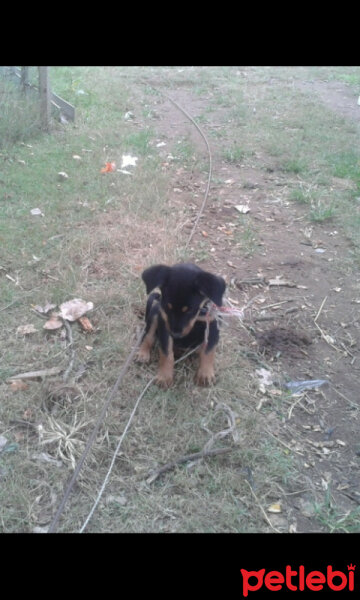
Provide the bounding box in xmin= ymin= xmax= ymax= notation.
xmin=121 ymin=154 xmax=138 ymax=168
xmin=30 ymin=208 xmax=44 ymax=217
xmin=235 ymin=205 xmax=250 ymax=214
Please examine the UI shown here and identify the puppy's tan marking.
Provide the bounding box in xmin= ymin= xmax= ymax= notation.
xmin=195 ymin=346 xmax=216 ymax=386
xmin=156 ymin=337 xmax=174 ymax=388
xmin=136 ymin=315 xmax=158 ymax=363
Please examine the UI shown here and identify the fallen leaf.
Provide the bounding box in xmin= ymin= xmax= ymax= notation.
xmin=101 ymin=162 xmax=116 ymax=173
xmin=59 ymin=298 xmax=94 ymax=322
xmin=43 ymin=316 xmax=63 ymax=330
xmin=267 ymin=502 xmax=282 ymax=514
xmin=23 ymin=408 xmax=33 ymax=420
xmin=10 ymin=380 xmax=29 ymax=392
xmin=256 ymin=368 xmax=274 ymax=387
xmin=78 ymin=316 xmax=94 ymax=333
xmin=32 ymin=303 xmax=57 ymax=314
xmin=16 ymin=324 xmax=37 ymax=335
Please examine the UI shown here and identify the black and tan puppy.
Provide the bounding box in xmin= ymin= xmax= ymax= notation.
xmin=137 ymin=263 xmax=226 ymax=388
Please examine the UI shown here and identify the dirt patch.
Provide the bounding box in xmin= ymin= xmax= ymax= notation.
xmin=255 ymin=327 xmax=312 ymax=358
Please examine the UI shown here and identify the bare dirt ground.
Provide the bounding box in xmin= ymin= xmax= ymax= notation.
xmin=146 ymin=75 xmax=360 ymax=531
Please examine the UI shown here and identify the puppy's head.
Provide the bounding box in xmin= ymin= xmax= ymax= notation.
xmin=142 ymin=263 xmax=226 ymax=338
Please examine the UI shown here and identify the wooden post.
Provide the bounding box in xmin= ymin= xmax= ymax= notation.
xmin=38 ymin=67 xmax=51 ymax=131
xmin=21 ymin=67 xmax=29 ymax=95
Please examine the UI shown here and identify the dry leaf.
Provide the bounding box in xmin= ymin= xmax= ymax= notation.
xmin=33 ymin=303 xmax=57 ymax=314
xmin=59 ymin=298 xmax=94 ymax=322
xmin=256 ymin=368 xmax=274 ymax=387
xmin=10 ymin=380 xmax=29 ymax=392
xmin=267 ymin=502 xmax=282 ymax=513
xmin=43 ymin=316 xmax=63 ymax=330
xmin=16 ymin=324 xmax=37 ymax=335
xmin=78 ymin=316 xmax=94 ymax=333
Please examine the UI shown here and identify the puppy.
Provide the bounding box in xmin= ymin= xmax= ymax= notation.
xmin=137 ymin=263 xmax=226 ymax=388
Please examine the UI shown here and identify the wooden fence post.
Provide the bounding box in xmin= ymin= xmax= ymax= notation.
xmin=38 ymin=67 xmax=51 ymax=131
xmin=21 ymin=67 xmax=29 ymax=95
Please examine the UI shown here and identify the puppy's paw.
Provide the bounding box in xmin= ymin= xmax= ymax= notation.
xmin=155 ymin=369 xmax=174 ymax=389
xmin=195 ymin=367 xmax=216 ymax=387
xmin=136 ymin=346 xmax=151 ymax=363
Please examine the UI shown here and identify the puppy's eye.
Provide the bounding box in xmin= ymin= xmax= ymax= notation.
xmin=167 ymin=303 xmax=173 ymax=310
xmin=181 ymin=306 xmax=188 ymax=313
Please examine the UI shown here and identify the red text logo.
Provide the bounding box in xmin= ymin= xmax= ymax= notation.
xmin=240 ymin=564 xmax=355 ymax=596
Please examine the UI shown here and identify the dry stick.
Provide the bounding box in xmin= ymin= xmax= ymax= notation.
xmin=313 ymin=299 xmax=339 ymax=352
xmin=62 ymin=320 xmax=75 ymax=382
xmin=332 ymin=386 xmax=359 ymax=410
xmin=146 ymin=447 xmax=233 ymax=484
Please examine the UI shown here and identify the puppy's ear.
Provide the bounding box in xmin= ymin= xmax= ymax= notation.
xmin=142 ymin=264 xmax=170 ymax=294
xmin=195 ymin=271 xmax=226 ymax=306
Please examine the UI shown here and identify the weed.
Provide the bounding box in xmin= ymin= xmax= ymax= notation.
xmin=289 ymin=188 xmax=310 ymax=204
xmin=0 ymin=78 xmax=41 ymax=148
xmin=314 ymin=488 xmax=360 ymax=533
xmin=223 ymin=145 xmax=245 ymax=164
xmin=280 ymin=158 xmax=305 ymax=174
xmin=329 ymin=150 xmax=360 ymax=192
xmin=309 ymin=201 xmax=336 ymax=222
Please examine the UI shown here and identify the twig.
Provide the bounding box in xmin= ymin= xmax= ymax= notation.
xmin=244 ymin=480 xmax=281 ymax=533
xmin=313 ymin=296 xmax=339 ymax=351
xmin=7 ymin=367 xmax=63 ymax=381
xmin=146 ymin=447 xmax=233 ymax=484
xmin=265 ymin=427 xmax=305 ymax=456
xmin=288 ymin=394 xmax=305 ymax=420
xmin=63 ymin=320 xmax=75 ymax=382
xmin=261 ymin=299 xmax=294 ymax=311
xmin=332 ymin=386 xmax=359 ymax=410
xmin=314 ymin=296 xmax=328 ymax=323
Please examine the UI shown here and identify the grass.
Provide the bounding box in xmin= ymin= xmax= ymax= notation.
xmin=1 ymin=66 xmax=360 ymax=533
xmin=314 ymin=488 xmax=360 ymax=533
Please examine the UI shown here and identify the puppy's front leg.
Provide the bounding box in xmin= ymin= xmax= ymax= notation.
xmin=156 ymin=318 xmax=174 ymax=389
xmin=195 ymin=319 xmax=219 ymax=386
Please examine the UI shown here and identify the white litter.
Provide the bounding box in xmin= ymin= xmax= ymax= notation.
xmin=121 ymin=155 xmax=138 ymax=168
xmin=235 ymin=205 xmax=250 ymax=214
xmin=30 ymin=208 xmax=44 ymax=217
